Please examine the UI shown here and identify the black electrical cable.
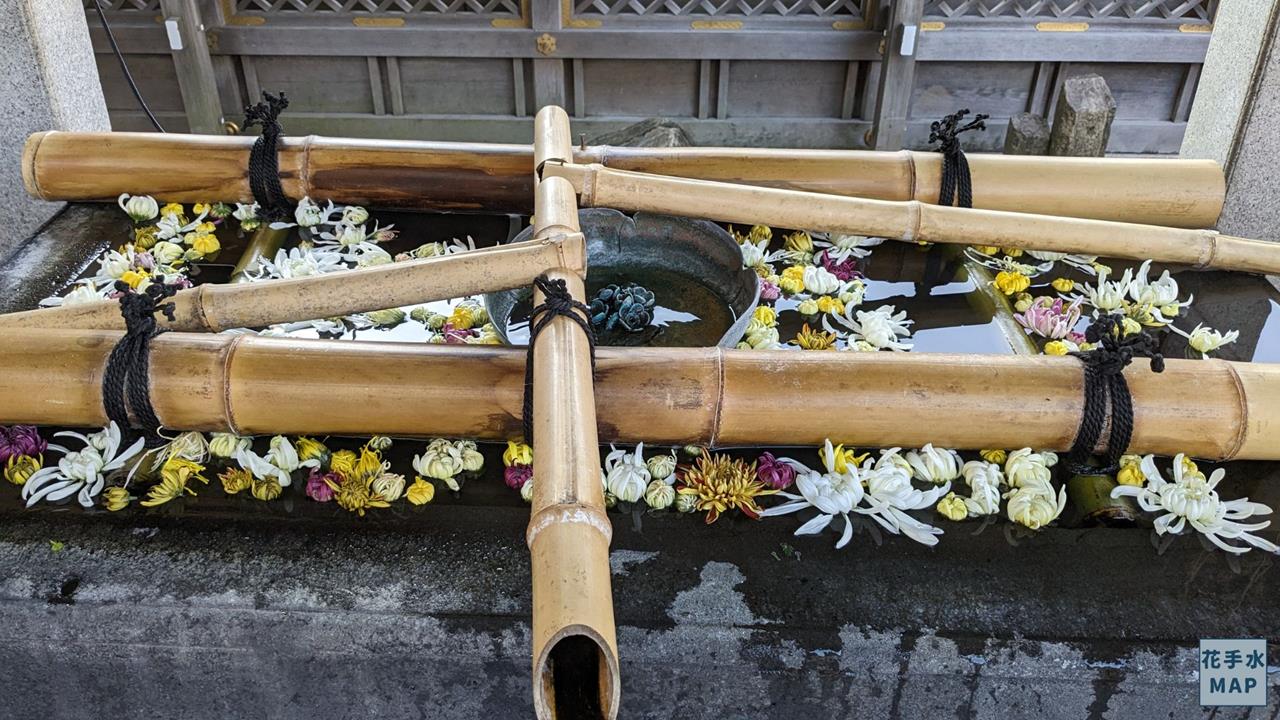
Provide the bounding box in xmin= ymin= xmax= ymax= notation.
xmin=90 ymin=0 xmax=166 ymax=133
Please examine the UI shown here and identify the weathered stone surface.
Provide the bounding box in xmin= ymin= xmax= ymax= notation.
xmin=1003 ymin=112 xmax=1051 ymax=155
xmin=1048 ymin=74 xmax=1117 ymax=157
xmin=590 ymin=118 xmax=693 ymax=148
xmin=0 ymin=0 xmax=109 ymax=261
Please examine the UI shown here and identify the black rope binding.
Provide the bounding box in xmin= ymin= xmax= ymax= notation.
xmin=101 ymin=281 xmax=179 ymax=449
xmin=1065 ymin=314 xmax=1165 ymax=475
xmin=928 ymin=109 xmax=989 ymax=209
xmin=243 ymin=92 xmax=292 ymax=223
xmin=522 ymin=275 xmax=597 ymax=446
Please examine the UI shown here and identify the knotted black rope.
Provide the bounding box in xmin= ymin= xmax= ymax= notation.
xmin=243 ymin=91 xmax=292 ymax=223
xmin=1065 ymin=314 xmax=1165 ymax=475
xmin=101 ymin=281 xmax=178 ymax=448
xmin=522 ymin=275 xmax=597 ymax=446
xmin=928 ymin=109 xmax=989 ymax=209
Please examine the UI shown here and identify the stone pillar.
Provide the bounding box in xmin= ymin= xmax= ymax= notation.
xmin=1047 ymin=74 xmax=1116 ymax=158
xmin=1181 ymin=1 xmax=1280 ymax=241
xmin=0 ymin=0 xmax=110 ymax=258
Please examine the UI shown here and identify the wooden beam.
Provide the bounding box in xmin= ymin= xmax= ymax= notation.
xmin=158 ymin=0 xmax=225 ymax=134
xmin=871 ymin=0 xmax=923 ymax=149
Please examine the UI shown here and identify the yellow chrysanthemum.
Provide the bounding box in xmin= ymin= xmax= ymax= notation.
xmin=676 ymin=450 xmax=776 ymax=524
xmin=220 ymin=468 xmax=253 ymax=495
xmin=448 ymin=305 xmax=477 ymax=330
xmin=329 ymin=449 xmax=358 ymax=477
xmin=162 ymin=457 xmax=208 ymax=486
xmin=973 ymin=245 xmax=999 ymax=255
xmin=784 ymin=231 xmax=813 ymax=254
xmin=103 ymin=486 xmax=132 ymax=512
xmin=120 ymin=269 xmax=149 ymax=289
xmin=192 ymin=203 xmax=211 ymax=216
xmin=5 ymin=454 xmax=41 ymax=486
xmin=190 ymin=233 xmax=220 ymax=257
xmin=815 ymin=295 xmax=845 ymax=316
xmin=979 ymin=449 xmax=1007 ymax=465
xmin=133 ymin=225 xmax=159 ymax=249
xmin=406 ymin=478 xmax=436 ymax=505
xmin=753 ymin=305 xmax=777 ymax=327
xmin=992 ymin=271 xmax=1031 ymax=296
xmin=295 ymin=436 xmax=329 ymax=464
xmin=251 ymin=478 xmax=282 ymax=501
xmin=503 ymin=440 xmax=533 ymax=467
xmin=1001 ymin=247 xmax=1024 ymax=258
xmin=830 ymin=444 xmax=869 ymax=474
xmin=1043 ymin=340 xmax=1070 ymax=356
xmin=794 ymin=323 xmax=836 ymax=351
xmin=1051 ymin=277 xmax=1075 ymax=293
xmin=140 ymin=473 xmax=194 ymax=507
xmin=1116 ymin=455 xmax=1144 ymax=487
xmin=936 ymin=492 xmax=969 ymax=521
xmin=325 ymin=472 xmax=391 ymax=517
xmin=160 ymin=203 xmax=185 ymax=218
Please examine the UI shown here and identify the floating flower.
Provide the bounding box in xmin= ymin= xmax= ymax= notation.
xmin=6 ymin=454 xmax=41 ymax=486
xmin=753 ymin=305 xmax=777 ymax=327
xmin=904 ymin=444 xmax=962 ymax=485
xmin=1004 ymin=448 xmax=1057 ymax=489
xmin=646 ymin=452 xmax=677 ymax=482
xmin=837 ymin=279 xmax=866 ymax=307
xmin=1013 ymin=292 xmax=1034 ymax=313
xmin=251 ymin=478 xmax=283 ymax=501
xmin=741 ymin=324 xmax=781 ymax=350
xmin=413 ymin=438 xmax=464 ymax=487
xmin=960 ymin=460 xmax=1003 ymax=516
xmin=160 ymin=431 xmax=208 ymax=464
xmin=739 ymin=238 xmax=770 ymax=271
xmin=22 ymin=423 xmax=145 ymax=508
xmin=1015 ymin=297 xmax=1082 ymax=340
xmin=1170 ymin=323 xmax=1239 ymax=358
xmin=325 ymin=470 xmax=390 ymax=517
xmin=936 ymin=492 xmax=968 ymax=521
xmin=803 ymin=265 xmax=841 ymax=295
xmin=814 ymin=234 xmax=881 ymax=262
xmin=0 ymin=425 xmax=47 ymax=465
xmin=521 ymin=478 xmax=536 ymax=503
xmin=304 ymin=469 xmax=336 ymax=501
xmin=677 ymin=450 xmax=772 ymax=524
xmin=1128 ymin=260 xmax=1191 ymax=311
xmin=756 ymin=452 xmax=796 ymax=490
xmin=103 ymin=486 xmax=132 ymax=512
xmin=778 ymin=265 xmax=806 ymax=295
xmin=294 ymin=196 xmax=325 ymax=227
xmin=190 ymin=233 xmax=220 ymax=257
xmin=860 ymin=450 xmax=949 ymax=545
xmin=1002 ymin=247 xmax=1024 ymax=258
xmin=454 ymin=440 xmax=485 ymax=473
xmin=1005 ymin=482 xmax=1067 ymax=530
xmin=220 ymin=467 xmax=253 ymax=495
xmin=759 ymin=280 xmax=781 ymax=301
xmin=341 ymin=205 xmax=370 ymax=225
xmin=1067 ymin=265 xmax=1132 ymax=315
xmin=117 ymin=193 xmax=159 ymax=223
xmin=503 ymin=440 xmax=533 ymax=467
xmin=815 ymin=295 xmax=845 ymax=316
xmin=1051 ymin=277 xmax=1075 ymax=293
xmin=828 ymin=305 xmax=913 ymax=351
xmin=1115 ymin=454 xmax=1144 ymax=487
xmin=407 ymin=478 xmax=435 ymax=505
xmin=329 ymin=449 xmax=358 ymax=477
xmin=372 ymin=472 xmax=406 ymax=502
xmin=1112 ymin=454 xmax=1277 ymax=554
xmin=644 ymin=480 xmax=676 ymax=510
xmin=504 ymin=464 xmax=533 ymax=490
xmin=364 ymin=308 xmax=406 ymax=327
xmin=993 ymin=270 xmax=1031 ymax=296
xmin=603 ymin=443 xmax=651 ymax=503
xmin=784 ymin=231 xmax=813 ymax=255
xmin=796 ymin=298 xmax=819 ymax=316
xmin=1043 ymin=340 xmax=1071 ymax=355
xmin=794 ymin=323 xmax=837 ymax=351
xmin=979 ymin=449 xmax=1007 ymax=465
xmin=818 ymin=250 xmax=860 ymax=282
xmin=294 ymin=436 xmax=329 ymax=464
xmin=974 ymin=245 xmax=999 ymax=255
xmin=448 ymin=304 xmax=478 ymax=330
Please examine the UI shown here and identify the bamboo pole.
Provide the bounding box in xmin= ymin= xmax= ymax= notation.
xmin=21 ymin=130 xmax=1224 ymax=227
xmin=528 ymin=107 xmax=620 ymax=720
xmin=229 ymin=226 xmax=291 ymax=283
xmin=1 ymin=332 xmax=1278 ymax=462
xmin=0 ymin=236 xmax=584 ymax=332
xmin=546 ymin=162 xmax=1280 ymax=276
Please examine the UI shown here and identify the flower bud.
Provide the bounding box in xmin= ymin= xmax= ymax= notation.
xmin=251 ymin=478 xmax=283 ymax=501
xmin=936 ymin=492 xmax=969 ymax=521
xmin=373 ymin=472 xmax=406 ymax=502
xmin=209 ymin=432 xmax=252 ymax=459
xmin=644 ymin=480 xmax=676 ymax=510
xmin=674 ymin=492 xmax=699 ymax=513
xmin=118 ymin=193 xmax=159 ymax=223
xmin=365 ymin=308 xmax=406 ymax=327
xmin=407 ymin=478 xmax=435 ymax=505
xmin=341 ymin=205 xmax=370 ymax=225
xmin=646 ymin=453 xmax=676 ymax=481
xmin=5 ymin=455 xmax=41 ymax=486
xmin=503 ymin=440 xmax=533 ymax=467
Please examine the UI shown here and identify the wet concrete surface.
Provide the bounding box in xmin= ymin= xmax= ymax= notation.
xmin=0 ymin=205 xmax=1277 ymax=719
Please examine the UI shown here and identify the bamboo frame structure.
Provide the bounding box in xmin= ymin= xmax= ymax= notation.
xmin=527 ymin=107 xmax=620 ymax=720
xmin=544 ymin=162 xmax=1280 ymax=276
xmin=0 ymin=236 xmax=584 ymax=332
xmin=22 ymin=130 xmax=1224 ymax=227
xmin=1 ymin=333 xmax=1277 ymax=462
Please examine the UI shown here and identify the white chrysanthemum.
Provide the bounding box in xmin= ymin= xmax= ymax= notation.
xmin=22 ymin=423 xmax=145 ymax=508
xmin=826 ymin=304 xmax=913 ymax=351
xmin=603 ymin=443 xmax=651 ymax=503
xmin=1112 ymin=454 xmax=1278 ymax=555
xmin=802 ymin=265 xmax=841 ymax=296
xmin=960 ymin=460 xmax=1003 ymax=516
xmin=1169 ymin=323 xmax=1239 ymax=358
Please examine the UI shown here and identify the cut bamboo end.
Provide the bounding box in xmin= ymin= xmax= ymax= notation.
xmin=21 ymin=131 xmax=48 ymax=200
xmin=530 ymin=105 xmax=619 ymax=720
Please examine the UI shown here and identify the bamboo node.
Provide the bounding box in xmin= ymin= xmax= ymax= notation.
xmin=1196 ymin=230 xmax=1220 ymax=269
xmin=526 ymin=503 xmax=613 ymax=549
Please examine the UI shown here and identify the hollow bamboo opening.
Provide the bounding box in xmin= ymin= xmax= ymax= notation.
xmin=529 ymin=106 xmax=620 ymax=720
